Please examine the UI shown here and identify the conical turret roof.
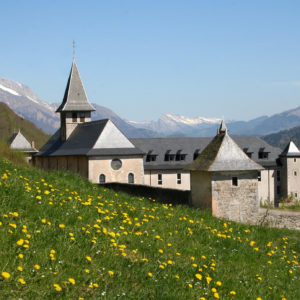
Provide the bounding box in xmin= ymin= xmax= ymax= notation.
xmin=186 ymin=123 xmax=262 ymax=172
xmin=56 ymin=59 xmax=95 ymax=112
xmin=280 ymin=141 xmax=300 ymax=157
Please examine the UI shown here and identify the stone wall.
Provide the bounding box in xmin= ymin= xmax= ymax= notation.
xmin=256 ymin=208 xmax=300 ymax=231
xmin=211 ymin=171 xmax=259 ymax=223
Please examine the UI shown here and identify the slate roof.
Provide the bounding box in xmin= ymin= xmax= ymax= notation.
xmin=56 ymin=59 xmax=96 ymax=112
xmin=130 ymin=136 xmax=281 ymax=170
xmin=186 ymin=132 xmax=262 ymax=172
xmin=280 ymin=141 xmax=300 ymax=157
xmin=37 ymin=119 xmax=144 ymax=157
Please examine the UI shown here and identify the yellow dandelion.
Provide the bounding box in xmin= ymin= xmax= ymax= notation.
xmin=214 ymin=292 xmax=220 ymax=299
xmin=68 ymin=278 xmax=76 ymax=284
xmin=148 ymin=272 xmax=153 ymax=277
xmin=53 ymin=283 xmax=62 ymax=291
xmin=158 ymin=249 xmax=164 ymax=254
xmin=18 ymin=253 xmax=24 ymax=259
xmin=2 ymin=272 xmax=10 ymax=279
xmin=195 ymin=273 xmax=202 ymax=280
xmin=216 ymin=281 xmax=222 ymax=286
xmin=108 ymin=271 xmax=114 ymax=276
xmin=34 ymin=264 xmax=40 ymax=270
xmin=18 ymin=277 xmax=26 ymax=285
xmin=86 ymin=256 xmax=92 ymax=261
xmin=59 ymin=224 xmax=65 ymax=228
xmin=230 ymin=291 xmax=236 ymax=295
xmin=17 ymin=266 xmax=23 ymax=271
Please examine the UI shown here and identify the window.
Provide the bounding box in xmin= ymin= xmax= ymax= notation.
xmin=164 ymin=150 xmax=171 ymax=161
xmin=294 ymin=171 xmax=297 ymax=176
xmin=258 ymin=171 xmax=261 ymax=182
xmin=111 ymin=158 xmax=122 ymax=170
xmin=276 ymin=170 xmax=280 ymax=182
xmin=232 ymin=177 xmax=238 ymax=186
xmin=277 ymin=186 xmax=281 ymax=195
xmin=258 ymin=148 xmax=269 ymax=159
xmin=177 ymin=173 xmax=181 ymax=184
xmin=99 ymin=174 xmax=106 ymax=184
xmin=243 ymin=148 xmax=252 ymax=158
xmin=294 ymin=158 xmax=297 ymax=162
xmin=175 ymin=151 xmax=186 ymax=161
xmin=158 ymin=174 xmax=162 ymax=185
xmin=146 ymin=151 xmax=157 ymax=162
xmin=128 ymin=173 xmax=134 ymax=184
xmin=193 ymin=149 xmax=200 ymax=160
xmin=295 ymin=192 xmax=298 ymax=198
xmin=72 ymin=112 xmax=77 ymax=122
xmin=79 ymin=112 xmax=85 ymax=123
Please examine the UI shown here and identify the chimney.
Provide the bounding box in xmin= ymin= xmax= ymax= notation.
xmin=31 ymin=141 xmax=35 ymax=149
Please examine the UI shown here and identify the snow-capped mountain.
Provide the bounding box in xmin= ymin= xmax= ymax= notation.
xmin=0 ymin=78 xmax=59 ymax=134
xmin=0 ymin=78 xmax=157 ymax=137
xmin=127 ymin=113 xmax=223 ymax=136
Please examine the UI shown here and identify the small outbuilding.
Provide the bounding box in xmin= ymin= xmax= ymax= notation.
xmin=9 ymin=130 xmax=38 ymax=162
xmin=186 ymin=121 xmax=263 ymax=223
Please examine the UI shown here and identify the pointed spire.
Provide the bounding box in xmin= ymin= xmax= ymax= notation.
xmin=281 ymin=140 xmax=300 ymax=157
xmin=217 ymin=119 xmax=227 ymax=135
xmin=56 ymin=59 xmax=95 ymax=112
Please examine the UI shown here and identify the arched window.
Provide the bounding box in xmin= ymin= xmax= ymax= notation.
xmin=99 ymin=174 xmax=106 ymax=184
xmin=128 ymin=173 xmax=134 ymax=184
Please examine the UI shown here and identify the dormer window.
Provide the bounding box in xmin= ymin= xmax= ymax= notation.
xmin=243 ymin=148 xmax=253 ymax=158
xmin=258 ymin=148 xmax=269 ymax=159
xmin=165 ymin=150 xmax=175 ymax=161
xmin=146 ymin=151 xmax=157 ymax=162
xmin=175 ymin=150 xmax=186 ymax=161
xmin=193 ymin=149 xmax=200 ymax=160
xmin=72 ymin=112 xmax=77 ymax=122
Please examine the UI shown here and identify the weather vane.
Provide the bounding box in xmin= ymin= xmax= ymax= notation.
xmin=73 ymin=40 xmax=76 ymax=59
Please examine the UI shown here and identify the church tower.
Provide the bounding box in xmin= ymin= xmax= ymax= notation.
xmin=56 ymin=59 xmax=95 ymax=141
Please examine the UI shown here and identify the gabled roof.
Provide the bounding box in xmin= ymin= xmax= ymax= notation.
xmin=10 ymin=130 xmax=38 ymax=152
xmin=37 ymin=119 xmax=144 ymax=157
xmin=56 ymin=59 xmax=95 ymax=112
xmin=186 ymin=131 xmax=263 ymax=172
xmin=280 ymin=141 xmax=300 ymax=157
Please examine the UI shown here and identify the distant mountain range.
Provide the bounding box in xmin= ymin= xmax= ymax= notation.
xmin=1 ymin=77 xmax=300 ymax=139
xmin=262 ymin=125 xmax=300 ymax=149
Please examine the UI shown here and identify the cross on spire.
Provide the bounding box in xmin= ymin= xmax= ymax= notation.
xmin=73 ymin=40 xmax=76 ymax=59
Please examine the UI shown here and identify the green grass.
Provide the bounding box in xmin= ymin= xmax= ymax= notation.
xmin=0 ymin=157 xmax=299 ymax=300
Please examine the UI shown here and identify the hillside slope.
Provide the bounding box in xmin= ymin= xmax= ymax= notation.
xmin=0 ymin=102 xmax=50 ymax=149
xmin=262 ymin=125 xmax=300 ymax=149
xmin=0 ymin=158 xmax=299 ymax=299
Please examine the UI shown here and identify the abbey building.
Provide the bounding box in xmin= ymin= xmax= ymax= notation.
xmin=35 ymin=59 xmax=300 ymax=207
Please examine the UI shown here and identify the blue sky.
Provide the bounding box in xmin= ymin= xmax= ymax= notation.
xmin=0 ymin=0 xmax=300 ymax=122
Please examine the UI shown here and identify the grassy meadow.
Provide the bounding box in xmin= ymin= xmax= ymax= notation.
xmin=0 ymin=157 xmax=299 ymax=299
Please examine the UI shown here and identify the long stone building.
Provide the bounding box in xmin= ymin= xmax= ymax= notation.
xmin=35 ymin=59 xmax=300 ymax=207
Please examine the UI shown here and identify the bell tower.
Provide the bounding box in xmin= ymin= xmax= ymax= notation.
xmin=56 ymin=58 xmax=95 ymax=141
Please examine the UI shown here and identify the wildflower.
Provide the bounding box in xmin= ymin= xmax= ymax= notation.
xmin=85 ymin=269 xmax=90 ymax=273
xmin=59 ymin=224 xmax=65 ymax=228
xmin=216 ymin=281 xmax=222 ymax=286
xmin=34 ymin=264 xmax=40 ymax=270
xmin=167 ymin=260 xmax=173 ymax=265
xmin=211 ymin=288 xmax=217 ymax=293
xmin=158 ymin=249 xmax=164 ymax=254
xmin=148 ymin=272 xmax=153 ymax=277
xmin=214 ymin=292 xmax=219 ymax=299
xmin=195 ymin=273 xmax=202 ymax=280
xmin=17 ymin=239 xmax=24 ymax=246
xmin=188 ymin=283 xmax=193 ymax=288
xmin=18 ymin=278 xmax=26 ymax=285
xmin=17 ymin=266 xmax=23 ymax=271
xmin=68 ymin=278 xmax=76 ymax=284
xmin=108 ymin=271 xmax=114 ymax=276
xmin=1 ymin=272 xmax=10 ymax=279
xmin=230 ymin=291 xmax=236 ymax=295
xmin=206 ymin=276 xmax=212 ymax=284
xmin=36 ymin=195 xmax=42 ymax=200
xmin=18 ymin=253 xmax=24 ymax=259
xmin=53 ymin=283 xmax=62 ymax=291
